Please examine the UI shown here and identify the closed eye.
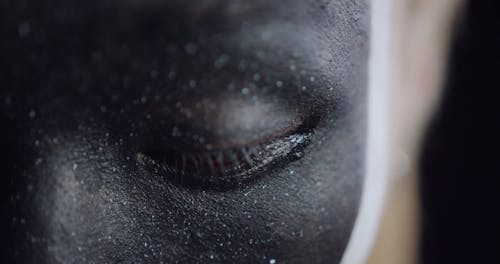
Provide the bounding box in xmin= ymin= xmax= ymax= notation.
xmin=64 ymin=0 xmax=333 ymax=191
xmin=136 ymin=88 xmax=323 ymax=191
xmin=137 ymin=132 xmax=312 ymax=190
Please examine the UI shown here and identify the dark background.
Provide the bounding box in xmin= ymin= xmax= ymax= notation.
xmin=420 ymin=1 xmax=500 ymax=263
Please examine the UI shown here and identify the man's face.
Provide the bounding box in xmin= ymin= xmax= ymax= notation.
xmin=1 ymin=0 xmax=368 ymax=263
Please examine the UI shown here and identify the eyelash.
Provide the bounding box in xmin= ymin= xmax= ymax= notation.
xmin=136 ymin=132 xmax=312 ymax=190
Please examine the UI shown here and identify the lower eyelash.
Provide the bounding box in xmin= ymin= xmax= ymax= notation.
xmin=136 ymin=133 xmax=311 ymax=190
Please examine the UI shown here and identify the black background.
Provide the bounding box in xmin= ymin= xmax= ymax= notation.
xmin=420 ymin=1 xmax=500 ymax=263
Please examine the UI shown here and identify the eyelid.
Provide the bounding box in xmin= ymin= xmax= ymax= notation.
xmin=133 ymin=75 xmax=325 ymax=150
xmin=137 ymin=131 xmax=312 ymax=190
xmin=137 ymin=86 xmax=324 ymax=191
xmin=165 ymin=97 xmax=305 ymax=150
xmin=129 ymin=76 xmax=326 ymax=191
xmin=134 ymin=92 xmax=323 ymax=190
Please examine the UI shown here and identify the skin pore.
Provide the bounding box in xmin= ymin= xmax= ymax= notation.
xmin=1 ymin=0 xmax=368 ymax=263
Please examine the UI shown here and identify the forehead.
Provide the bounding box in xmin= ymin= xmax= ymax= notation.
xmin=1 ymin=0 xmax=368 ymax=105
xmin=13 ymin=0 xmax=365 ymax=26
xmin=7 ymin=0 xmax=367 ymax=53
xmin=4 ymin=0 xmax=368 ymax=52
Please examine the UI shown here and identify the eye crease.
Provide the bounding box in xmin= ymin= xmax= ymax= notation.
xmin=137 ymin=132 xmax=312 ymax=190
xmin=135 ymin=89 xmax=322 ymax=190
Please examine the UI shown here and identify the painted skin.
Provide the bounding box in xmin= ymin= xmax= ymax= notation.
xmin=1 ymin=0 xmax=368 ymax=263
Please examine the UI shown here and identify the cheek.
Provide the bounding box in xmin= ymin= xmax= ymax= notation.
xmin=25 ymin=106 xmax=362 ymax=263
xmin=29 ymin=140 xmax=134 ymax=261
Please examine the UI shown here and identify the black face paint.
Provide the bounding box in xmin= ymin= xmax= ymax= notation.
xmin=1 ymin=0 xmax=369 ymax=263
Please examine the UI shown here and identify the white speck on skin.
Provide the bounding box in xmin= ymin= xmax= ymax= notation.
xmin=18 ymin=21 xmax=31 ymax=37
xmin=28 ymin=109 xmax=36 ymax=118
xmin=150 ymin=69 xmax=159 ymax=78
xmin=270 ymin=259 xmax=276 ymax=264
xmin=214 ymin=54 xmax=230 ymax=68
xmin=168 ymin=70 xmax=177 ymax=80
xmin=172 ymin=126 xmax=181 ymax=137
xmin=35 ymin=158 xmax=43 ymax=166
xmin=185 ymin=42 xmax=198 ymax=55
xmin=136 ymin=152 xmax=145 ymax=163
xmin=275 ymin=81 xmax=283 ymax=87
xmin=72 ymin=163 xmax=78 ymax=171
xmin=253 ymin=73 xmax=261 ymax=81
